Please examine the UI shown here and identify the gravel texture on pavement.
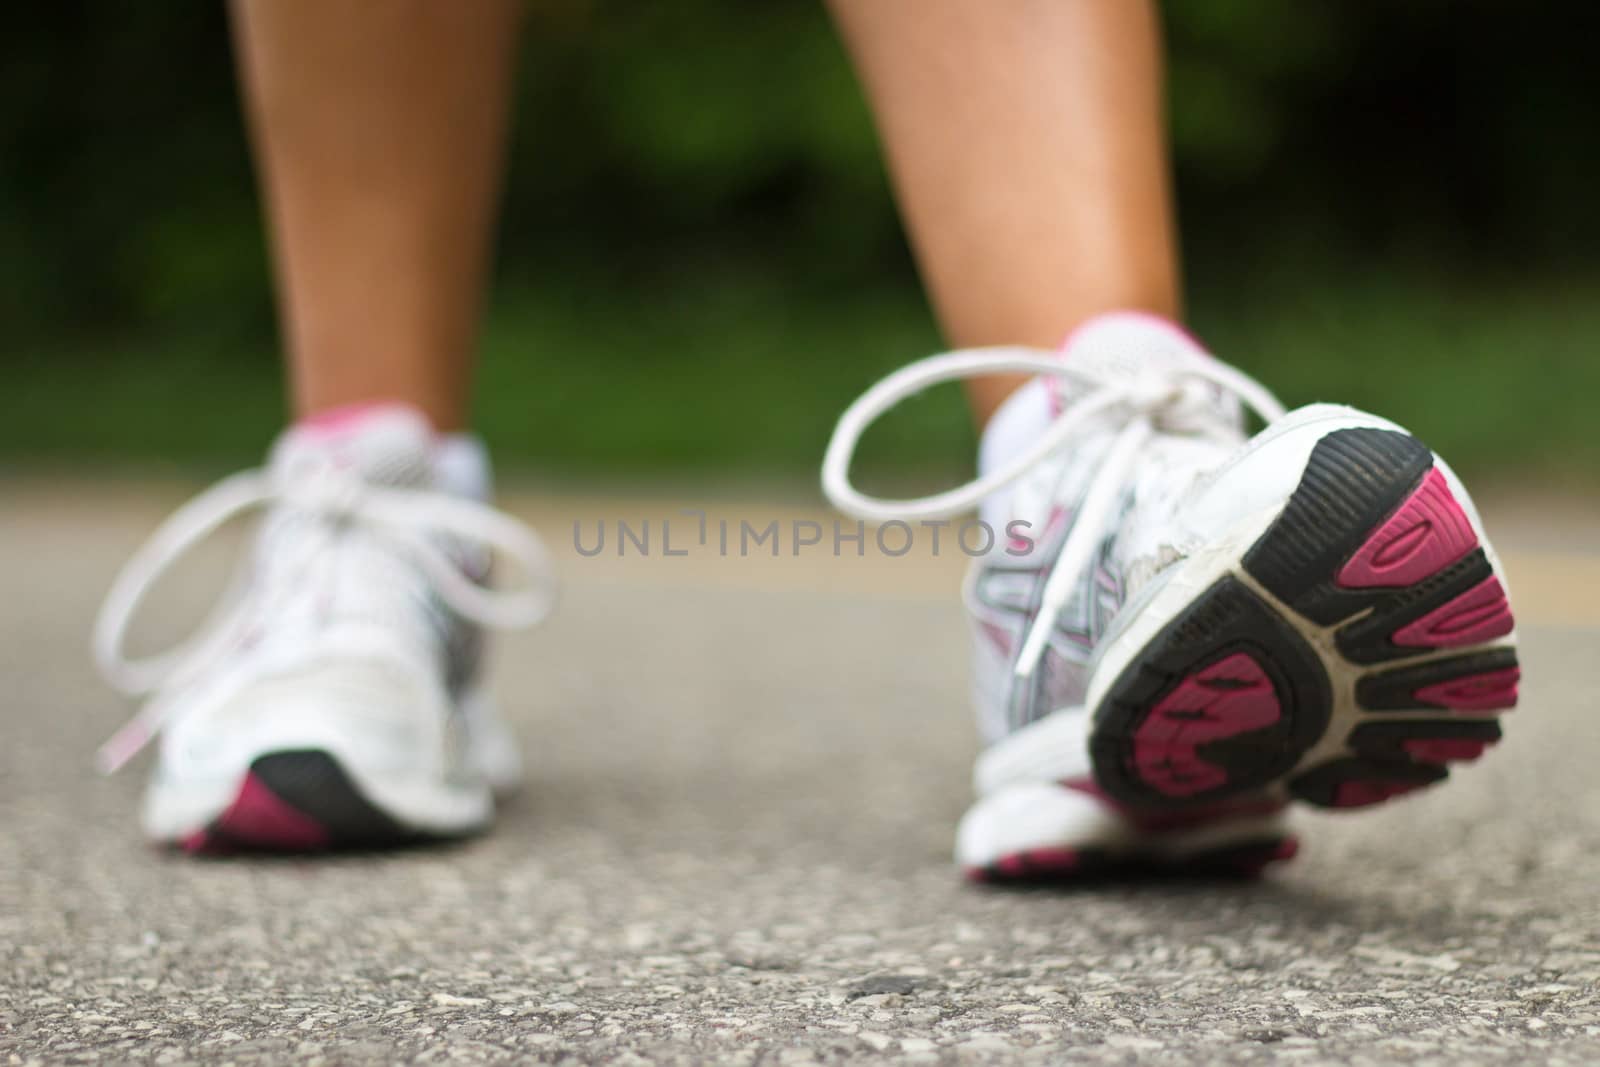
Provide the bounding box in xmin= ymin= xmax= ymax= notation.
xmin=3 ymin=481 xmax=1599 ymax=1064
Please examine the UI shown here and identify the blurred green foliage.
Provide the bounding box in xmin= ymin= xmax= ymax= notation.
xmin=3 ymin=2 xmax=1597 ymax=482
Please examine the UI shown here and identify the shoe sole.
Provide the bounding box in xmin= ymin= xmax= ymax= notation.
xmin=1089 ymin=427 xmax=1518 ymax=810
xmin=969 ymin=834 xmax=1300 ymax=883
xmin=179 ymin=750 xmax=432 ymax=854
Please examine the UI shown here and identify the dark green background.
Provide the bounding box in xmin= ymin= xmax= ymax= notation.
xmin=5 ymin=2 xmax=1597 ymax=484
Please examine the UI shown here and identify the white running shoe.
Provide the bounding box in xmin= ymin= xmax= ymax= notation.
xmin=92 ymin=404 xmax=555 ymax=851
xmin=825 ymin=312 xmax=1519 ymax=880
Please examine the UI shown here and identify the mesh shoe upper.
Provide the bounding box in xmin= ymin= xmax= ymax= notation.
xmin=92 ymin=405 xmax=555 ymax=788
xmin=965 ymin=314 xmax=1256 ymax=741
xmin=822 ymin=312 xmax=1288 ymax=748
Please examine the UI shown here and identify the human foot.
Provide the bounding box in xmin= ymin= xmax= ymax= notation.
xmin=824 ymin=313 xmax=1517 ymax=879
xmin=93 ymin=405 xmax=554 ymax=851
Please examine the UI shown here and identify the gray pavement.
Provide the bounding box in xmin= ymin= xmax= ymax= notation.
xmin=3 ymin=479 xmax=1600 ymax=1065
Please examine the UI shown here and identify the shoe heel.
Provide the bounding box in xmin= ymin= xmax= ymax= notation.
xmin=1092 ymin=427 xmax=1518 ymax=811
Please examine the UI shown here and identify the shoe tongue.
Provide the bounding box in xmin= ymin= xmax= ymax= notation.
xmin=269 ymin=404 xmax=437 ymax=489
xmin=1056 ymin=311 xmax=1212 ymax=386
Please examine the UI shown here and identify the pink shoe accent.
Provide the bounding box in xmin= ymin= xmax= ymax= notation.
xmin=1392 ymin=577 xmax=1514 ymax=649
xmin=1132 ymin=653 xmax=1281 ymax=797
xmin=297 ymin=402 xmax=431 ymax=438
xmin=1008 ymin=505 xmax=1066 ymax=555
xmin=1058 ymin=311 xmax=1210 ymax=361
xmin=1337 ymin=469 xmax=1479 ymax=589
xmin=978 ymin=620 xmax=1014 ymax=658
xmin=1048 ymin=312 xmax=1209 ymax=414
xmin=1017 ymin=846 xmax=1082 ymax=873
xmin=1414 ymin=667 xmax=1520 ymax=712
xmin=974 ymin=847 xmax=1083 ymax=882
xmin=1404 ymin=738 xmax=1492 ymax=763
xmin=195 ymin=772 xmax=331 ymax=851
xmin=993 ymin=854 xmax=1028 ymax=878
xmin=1331 ymin=779 xmax=1421 ymax=808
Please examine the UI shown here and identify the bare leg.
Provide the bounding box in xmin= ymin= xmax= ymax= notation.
xmin=230 ymin=0 xmax=522 ymax=431
xmin=828 ymin=0 xmax=1180 ymax=426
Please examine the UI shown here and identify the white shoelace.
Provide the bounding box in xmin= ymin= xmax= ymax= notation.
xmin=822 ymin=345 xmax=1286 ymax=686
xmin=92 ymin=464 xmax=558 ymax=773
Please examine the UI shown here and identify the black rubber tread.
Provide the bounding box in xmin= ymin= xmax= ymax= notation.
xmin=1331 ymin=550 xmax=1496 ymax=665
xmin=238 ymin=750 xmax=413 ymax=848
xmin=1180 ymin=838 xmax=1296 ymax=877
xmin=1288 ymin=757 xmax=1447 ymax=807
xmin=1346 ymin=719 xmax=1502 ymax=761
xmin=1241 ymin=428 xmax=1433 ymax=623
xmin=1238 ymin=427 xmax=1504 ymax=666
xmin=1091 ymin=425 xmax=1517 ymax=815
xmin=1090 ymin=576 xmax=1331 ymax=809
xmin=975 ymin=837 xmax=1294 ymax=884
xmin=1355 ymin=648 xmax=1520 ymax=712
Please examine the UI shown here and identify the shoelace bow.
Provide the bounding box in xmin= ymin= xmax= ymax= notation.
xmin=822 ymin=345 xmax=1286 ymax=686
xmin=91 ymin=463 xmax=558 ymax=773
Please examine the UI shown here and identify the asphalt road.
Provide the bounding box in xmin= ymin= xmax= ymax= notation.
xmin=3 ymin=479 xmax=1599 ymax=1064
